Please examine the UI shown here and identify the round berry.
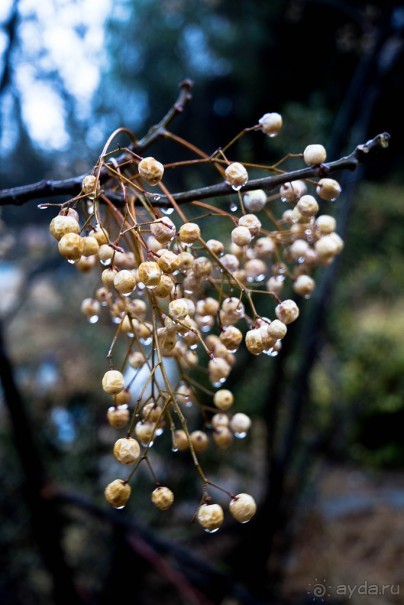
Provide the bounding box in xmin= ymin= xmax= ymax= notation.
xmin=275 ymin=299 xmax=300 ymax=324
xmin=138 ymin=156 xmax=164 ymax=185
xmin=179 ymin=222 xmax=201 ymax=244
xmin=107 ymin=405 xmax=130 ymax=429
xmin=258 ymin=112 xmax=282 ymax=137
xmin=102 ymin=370 xmax=125 ymax=395
xmin=229 ymin=493 xmax=257 ymax=523
xmin=113 ymin=437 xmax=141 ymax=465
xmin=151 ymin=486 xmax=174 ymax=510
xmin=225 ymin=162 xmax=248 ymax=189
xmin=104 ymin=479 xmax=131 ymax=508
xmin=197 ymin=503 xmax=224 ymax=532
xmin=213 ymin=389 xmax=234 ymax=411
xmin=303 ymin=144 xmax=327 ymax=166
xmin=50 ymin=215 xmax=80 ymax=241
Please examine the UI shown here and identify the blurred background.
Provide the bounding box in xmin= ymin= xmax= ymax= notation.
xmin=1 ymin=1 xmax=404 ymax=604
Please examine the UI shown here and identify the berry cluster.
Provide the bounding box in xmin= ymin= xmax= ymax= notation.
xmin=46 ymin=111 xmax=344 ymax=533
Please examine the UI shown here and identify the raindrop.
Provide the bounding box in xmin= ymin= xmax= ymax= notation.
xmin=141 ymin=440 xmax=154 ymax=448
xmin=162 ymin=207 xmax=174 ymax=215
xmin=212 ymin=378 xmax=226 ymax=388
xmin=230 ymin=201 xmax=238 ymax=212
xmin=171 ymin=446 xmax=179 ymax=453
xmin=231 ymin=184 xmax=242 ymax=192
xmin=88 ymin=315 xmax=99 ymax=324
xmin=67 ymin=259 xmax=76 ymax=264
xmin=204 ymin=528 xmax=220 ymax=534
xmin=234 ymin=431 xmax=247 ymax=439
xmin=153 ymin=194 xmax=161 ymax=202
xmin=100 ymin=258 xmax=112 ymax=266
xmin=155 ymin=427 xmax=164 ymax=437
xmin=37 ymin=204 xmax=48 ymax=210
xmin=113 ymin=505 xmax=126 ymax=510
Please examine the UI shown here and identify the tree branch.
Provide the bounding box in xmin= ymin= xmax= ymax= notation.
xmin=0 ymin=131 xmax=390 ymax=208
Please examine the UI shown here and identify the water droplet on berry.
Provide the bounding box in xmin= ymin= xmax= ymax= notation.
xmin=155 ymin=427 xmax=164 ymax=437
xmin=88 ymin=315 xmax=99 ymax=324
xmin=114 ymin=505 xmax=126 ymax=510
xmin=67 ymin=259 xmax=77 ymax=264
xmin=153 ymin=194 xmax=161 ymax=202
xmin=204 ymin=527 xmax=220 ymax=534
xmin=38 ymin=204 xmax=48 ymax=210
xmin=140 ymin=336 xmax=152 ymax=346
xmin=231 ymin=184 xmax=242 ymax=192
xmin=141 ymin=440 xmax=154 ymax=448
xmin=230 ymin=201 xmax=238 ymax=212
xmin=100 ymin=258 xmax=112 ymax=267
xmin=171 ymin=446 xmax=179 ymax=453
xmin=234 ymin=431 xmax=247 ymax=439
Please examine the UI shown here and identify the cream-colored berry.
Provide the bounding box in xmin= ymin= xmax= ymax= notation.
xmin=193 ymin=256 xmax=212 ymax=277
xmin=245 ymin=328 xmax=266 ymax=355
xmin=275 ymin=299 xmax=300 ymax=324
xmin=104 ymin=479 xmax=131 ymax=508
xmin=213 ymin=389 xmax=234 ymax=410
xmin=107 ymin=405 xmax=130 ymax=429
xmin=150 ymin=217 xmax=176 ymax=244
xmin=81 ymin=174 xmax=101 ymax=197
xmin=138 ymin=261 xmax=162 ymax=288
xmin=138 ymin=156 xmax=164 ymax=185
xmin=225 ymin=162 xmax=248 ymax=189
xmin=50 ymin=215 xmax=80 ymax=241
xmin=206 ymin=239 xmax=224 ymax=256
xmin=289 ymin=239 xmax=310 ymax=261
xmin=151 ymin=486 xmax=174 ymax=510
xmin=177 ymin=251 xmax=194 ymax=272
xmin=190 ymin=430 xmax=209 ymax=452
xmin=230 ymin=412 xmax=252 ymax=435
xmin=98 ymin=244 xmax=115 ymax=266
xmin=280 ymin=180 xmax=307 ymax=202
xmin=173 ymin=429 xmax=189 ymax=451
xmin=179 ymin=222 xmax=201 ymax=244
xmin=220 ymin=254 xmax=239 ymax=273
xmin=211 ymin=413 xmax=229 ymax=428
xmin=168 ymin=298 xmax=190 ymax=321
xmin=208 ymin=357 xmax=231 ymax=385
xmin=102 ymin=370 xmax=125 ymax=395
xmin=91 ymin=227 xmax=108 ymax=246
xmin=114 ymin=389 xmax=131 ymax=405
xmin=315 ymin=214 xmax=336 ymax=234
xmin=113 ymin=437 xmax=141 ymax=465
xmin=82 ymin=235 xmax=100 ymax=257
xmin=245 ymin=259 xmax=266 ymax=282
xmin=229 ymin=493 xmax=257 ymax=523
xmin=267 ymin=319 xmax=287 ymax=340
xmin=156 ymin=250 xmax=180 ymax=274
xmin=220 ymin=326 xmax=243 ymax=352
xmin=296 ymin=194 xmax=319 ymax=218
xmin=314 ymin=234 xmax=341 ymax=259
xmin=128 ymin=351 xmax=146 ymax=369
xmin=135 ymin=421 xmax=156 ymax=445
xmin=258 ymin=112 xmax=282 ymax=137
xmin=80 ymin=297 xmax=101 ymax=319
xmin=316 ymin=178 xmax=341 ymax=201
xmin=154 ymin=274 xmax=175 ymax=298
xmin=238 ymin=213 xmax=262 ymax=237
xmin=220 ymin=297 xmax=245 ymax=325
xmin=114 ymin=270 xmax=137 ymax=295
xmin=293 ymin=274 xmax=315 ymax=297
xmin=213 ymin=426 xmax=233 ymax=448
xmin=243 ymin=189 xmax=267 ymax=212
xmin=197 ymin=503 xmax=224 ymax=532
xmin=254 ymin=236 xmax=275 ymax=258
xmin=58 ymin=233 xmax=85 ymax=261
xmin=231 ymin=226 xmax=252 ymax=247
xmin=303 ymin=144 xmax=327 ymax=165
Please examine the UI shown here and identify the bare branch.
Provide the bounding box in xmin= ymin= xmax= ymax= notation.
xmin=0 ymin=130 xmax=390 ymax=209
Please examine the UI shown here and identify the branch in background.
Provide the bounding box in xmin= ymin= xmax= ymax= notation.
xmin=0 ymin=78 xmax=193 ymax=207
xmin=0 ymin=129 xmax=390 ymax=208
